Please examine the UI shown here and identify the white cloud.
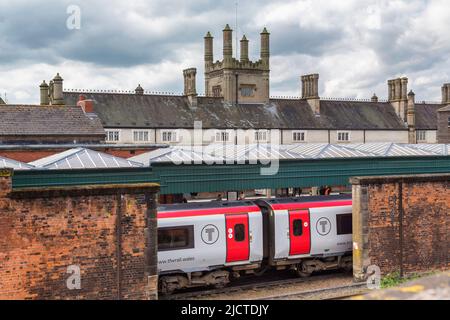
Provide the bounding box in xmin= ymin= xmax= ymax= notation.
xmin=0 ymin=0 xmax=448 ymax=104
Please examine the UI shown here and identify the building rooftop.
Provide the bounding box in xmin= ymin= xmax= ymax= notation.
xmin=29 ymin=148 xmax=143 ymax=169
xmin=0 ymin=104 xmax=105 ymax=137
xmin=63 ymin=92 xmax=441 ymax=131
xmin=0 ymin=156 xmax=35 ymax=170
xmin=129 ymin=143 xmax=450 ymax=164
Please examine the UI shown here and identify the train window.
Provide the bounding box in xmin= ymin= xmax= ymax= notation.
xmin=234 ymin=224 xmax=246 ymax=242
xmin=336 ymin=214 xmax=352 ymax=235
xmin=158 ymin=226 xmax=194 ymax=251
xmin=293 ymin=219 xmax=303 ymax=236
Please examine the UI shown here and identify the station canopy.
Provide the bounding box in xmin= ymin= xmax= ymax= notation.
xmin=129 ymin=143 xmax=450 ymax=165
xmin=0 ymin=156 xmax=35 ymax=170
xmin=29 ymin=148 xmax=143 ymax=169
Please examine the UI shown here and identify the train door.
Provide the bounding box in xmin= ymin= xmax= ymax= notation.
xmin=289 ymin=210 xmax=311 ymax=256
xmin=225 ymin=214 xmax=250 ymax=263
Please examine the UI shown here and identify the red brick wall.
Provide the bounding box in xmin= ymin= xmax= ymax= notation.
xmin=352 ymin=174 xmax=449 ymax=280
xmin=0 ymin=170 xmax=159 ymax=300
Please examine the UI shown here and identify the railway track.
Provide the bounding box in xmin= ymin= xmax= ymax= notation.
xmin=160 ymin=272 xmax=363 ymax=300
xmin=260 ymin=282 xmax=368 ymax=300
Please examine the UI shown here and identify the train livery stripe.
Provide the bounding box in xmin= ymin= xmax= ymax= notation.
xmin=270 ymin=200 xmax=352 ymax=211
xmin=158 ymin=206 xmax=261 ymax=219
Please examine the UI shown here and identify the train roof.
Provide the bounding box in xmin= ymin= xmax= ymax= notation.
xmin=258 ymin=194 xmax=352 ymax=205
xmin=158 ymin=200 xmax=257 ymax=212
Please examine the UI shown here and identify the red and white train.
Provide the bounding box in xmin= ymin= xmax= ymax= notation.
xmin=157 ymin=195 xmax=353 ymax=294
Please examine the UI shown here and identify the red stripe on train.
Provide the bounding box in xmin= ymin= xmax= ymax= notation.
xmin=158 ymin=206 xmax=261 ymax=219
xmin=270 ymin=200 xmax=352 ymax=211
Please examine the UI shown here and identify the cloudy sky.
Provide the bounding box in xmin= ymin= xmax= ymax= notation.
xmin=0 ymin=0 xmax=449 ymax=104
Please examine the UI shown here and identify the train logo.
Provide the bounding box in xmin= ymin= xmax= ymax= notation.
xmin=316 ymin=217 xmax=331 ymax=236
xmin=201 ymin=224 xmax=220 ymax=244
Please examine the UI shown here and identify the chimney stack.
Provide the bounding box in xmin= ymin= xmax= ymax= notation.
xmin=240 ymin=35 xmax=249 ymax=63
xmin=301 ymin=73 xmax=320 ymax=114
xmin=260 ymin=27 xmax=270 ymax=70
xmin=183 ymin=68 xmax=198 ymax=108
xmin=388 ymin=77 xmax=408 ymax=121
xmin=204 ymin=31 xmax=213 ymax=69
xmin=40 ymin=80 xmax=49 ymax=105
xmin=388 ymin=77 xmax=408 ymax=102
xmin=407 ymin=90 xmax=416 ymax=143
xmin=301 ymin=74 xmax=319 ymax=99
xmin=77 ymin=94 xmax=94 ymax=113
xmin=223 ymin=24 xmax=233 ymax=67
xmin=442 ymin=83 xmax=450 ymax=104
xmin=51 ymin=73 xmax=65 ymax=105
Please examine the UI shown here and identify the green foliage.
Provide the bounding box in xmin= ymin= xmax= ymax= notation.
xmin=381 ymin=271 xmax=430 ymax=289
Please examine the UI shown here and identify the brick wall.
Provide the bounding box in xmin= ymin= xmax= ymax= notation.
xmin=0 ymin=168 xmax=159 ymax=300
xmin=351 ymin=174 xmax=449 ymax=281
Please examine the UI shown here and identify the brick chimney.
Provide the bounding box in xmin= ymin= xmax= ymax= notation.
xmin=77 ymin=95 xmax=94 ymax=113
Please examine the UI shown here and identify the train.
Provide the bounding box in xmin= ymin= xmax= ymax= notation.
xmin=157 ymin=195 xmax=353 ymax=294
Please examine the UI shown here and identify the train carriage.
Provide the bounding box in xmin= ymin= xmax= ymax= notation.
xmin=157 ymin=201 xmax=264 ymax=293
xmin=157 ymin=195 xmax=353 ymax=294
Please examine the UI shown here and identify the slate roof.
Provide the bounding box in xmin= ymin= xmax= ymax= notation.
xmin=415 ymin=103 xmax=442 ymax=130
xmin=0 ymin=105 xmax=105 ymax=136
xmin=63 ymin=92 xmax=440 ymax=130
xmin=29 ymin=148 xmax=143 ymax=169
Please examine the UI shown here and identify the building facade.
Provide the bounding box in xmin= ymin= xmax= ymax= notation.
xmin=59 ymin=25 xmax=446 ymax=146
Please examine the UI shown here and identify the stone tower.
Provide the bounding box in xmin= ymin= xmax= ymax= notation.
xmin=204 ymin=25 xmax=270 ymax=104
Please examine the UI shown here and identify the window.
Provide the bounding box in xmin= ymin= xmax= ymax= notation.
xmin=158 ymin=226 xmax=194 ymax=251
xmin=448 ymin=117 xmax=450 ymax=127
xmin=337 ymin=131 xmax=350 ymax=142
xmin=212 ymin=85 xmax=222 ymax=97
xmin=336 ymin=214 xmax=352 ymax=235
xmin=161 ymin=131 xmax=177 ymax=142
xmin=254 ymin=130 xmax=268 ymax=142
xmin=416 ymin=130 xmax=427 ymax=142
xmin=240 ymin=86 xmax=254 ymax=97
xmin=234 ymin=224 xmax=246 ymax=242
xmin=293 ymin=131 xmax=306 ymax=142
xmin=106 ymin=130 xmax=120 ymax=142
xmin=215 ymin=131 xmax=230 ymax=142
xmin=133 ymin=130 xmax=149 ymax=142
xmin=293 ymin=219 xmax=303 ymax=236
